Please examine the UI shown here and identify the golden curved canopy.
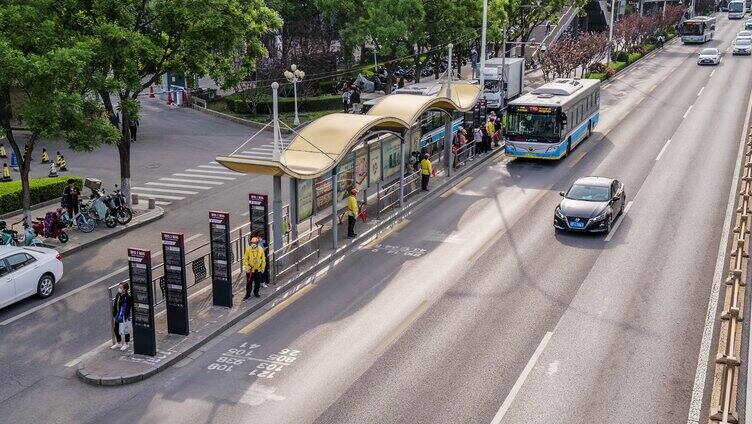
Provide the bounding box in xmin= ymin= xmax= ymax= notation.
xmin=216 ymin=81 xmax=481 ymax=180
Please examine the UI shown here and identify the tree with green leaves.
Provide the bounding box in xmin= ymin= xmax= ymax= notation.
xmin=79 ymin=0 xmax=281 ymax=202
xmin=423 ymin=0 xmax=483 ymax=79
xmin=318 ymin=0 xmax=425 ymax=93
xmin=0 ymin=1 xmax=119 ymax=223
xmin=500 ymin=0 xmax=588 ymax=57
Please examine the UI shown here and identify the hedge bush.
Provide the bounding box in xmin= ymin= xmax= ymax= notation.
xmin=609 ymin=61 xmax=628 ymax=72
xmin=225 ymin=94 xmax=342 ymax=115
xmin=614 ymin=51 xmax=630 ymax=63
xmin=627 ymin=52 xmax=643 ymax=64
xmin=0 ymin=176 xmax=82 ymax=214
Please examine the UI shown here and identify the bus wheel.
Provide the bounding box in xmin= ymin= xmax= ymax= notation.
xmin=587 ymin=122 xmax=592 ymax=138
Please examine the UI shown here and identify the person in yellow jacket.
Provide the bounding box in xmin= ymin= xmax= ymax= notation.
xmin=347 ymin=188 xmax=360 ymax=238
xmin=420 ymin=153 xmax=432 ymax=191
xmin=243 ymin=237 xmax=266 ymax=299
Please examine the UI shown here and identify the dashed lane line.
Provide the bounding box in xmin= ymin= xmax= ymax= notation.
xmin=656 ymin=139 xmax=672 ymax=161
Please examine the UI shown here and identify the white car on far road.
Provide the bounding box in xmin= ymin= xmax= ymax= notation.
xmin=737 ymin=30 xmax=752 ymax=40
xmin=0 ymin=245 xmax=63 ymax=309
xmin=697 ymin=48 xmax=721 ymax=65
xmin=734 ymin=37 xmax=752 ymax=54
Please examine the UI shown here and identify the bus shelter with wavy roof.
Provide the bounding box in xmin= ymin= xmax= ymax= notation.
xmin=216 ymin=79 xmax=480 ymax=254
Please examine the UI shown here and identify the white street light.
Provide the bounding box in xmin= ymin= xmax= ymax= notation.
xmin=479 ymin=0 xmax=489 ymax=92
xmin=284 ymin=64 xmax=305 ymax=126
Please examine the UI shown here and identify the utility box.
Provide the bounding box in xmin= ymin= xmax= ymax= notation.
xmin=84 ymin=178 xmax=102 ymax=191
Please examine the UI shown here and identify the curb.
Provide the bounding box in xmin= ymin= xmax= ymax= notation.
xmin=60 ymin=206 xmax=165 ymax=259
xmin=190 ymin=104 xmax=293 ymax=134
xmin=75 ymin=150 xmax=502 ymax=386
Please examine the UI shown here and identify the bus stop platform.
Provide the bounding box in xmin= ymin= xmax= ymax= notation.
xmin=76 ymin=145 xmax=504 ymax=386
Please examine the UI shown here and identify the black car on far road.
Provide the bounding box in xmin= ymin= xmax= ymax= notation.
xmin=554 ymin=176 xmax=626 ymax=233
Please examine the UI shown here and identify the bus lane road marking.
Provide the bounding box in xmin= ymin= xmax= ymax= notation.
xmin=656 ymin=139 xmax=672 ymax=161
xmin=697 ymin=86 xmax=704 ymax=97
xmin=683 ymin=105 xmax=693 ymax=119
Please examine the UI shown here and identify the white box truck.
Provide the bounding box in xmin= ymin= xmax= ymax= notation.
xmin=481 ymin=57 xmax=524 ymax=110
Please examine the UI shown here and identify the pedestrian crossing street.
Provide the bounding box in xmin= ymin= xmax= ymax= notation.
xmin=131 ymin=162 xmax=242 ymax=206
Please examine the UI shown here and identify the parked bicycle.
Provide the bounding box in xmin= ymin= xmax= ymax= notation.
xmin=59 ymin=202 xmax=96 ymax=233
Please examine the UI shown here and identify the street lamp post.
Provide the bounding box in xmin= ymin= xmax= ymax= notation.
xmin=284 ymin=64 xmax=305 ymax=127
xmin=607 ymin=0 xmax=616 ymax=67
xmin=479 ymin=0 xmax=489 ymax=90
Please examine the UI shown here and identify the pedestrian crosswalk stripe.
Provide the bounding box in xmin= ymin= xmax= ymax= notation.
xmin=132 ymin=186 xmax=198 ymax=195
xmin=173 ymin=173 xmax=236 ymax=180
xmin=131 ymin=192 xmax=186 ymax=200
xmin=154 ymin=200 xmax=171 ymax=206
xmin=160 ymin=177 xmax=224 ymax=185
xmin=184 ymin=168 xmax=242 ymax=176
xmin=197 ymin=164 xmax=227 ymax=169
xmin=146 ymin=182 xmax=212 ymax=190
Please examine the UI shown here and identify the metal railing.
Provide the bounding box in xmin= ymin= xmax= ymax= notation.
xmin=272 ymin=224 xmax=324 ymax=281
xmin=709 ymin=129 xmax=752 ymax=423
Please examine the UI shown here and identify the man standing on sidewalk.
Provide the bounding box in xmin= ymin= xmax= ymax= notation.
xmin=346 ymin=189 xmax=359 ymax=238
xmin=420 ymin=153 xmax=432 ymax=191
xmin=243 ymin=237 xmax=266 ymax=299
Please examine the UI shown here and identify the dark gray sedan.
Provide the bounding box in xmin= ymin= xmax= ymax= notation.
xmin=554 ymin=176 xmax=626 ymax=233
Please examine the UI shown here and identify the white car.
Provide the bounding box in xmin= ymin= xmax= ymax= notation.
xmin=734 ymin=37 xmax=752 ymax=54
xmin=738 ymin=30 xmax=752 ymax=40
xmin=0 ymin=246 xmax=63 ymax=309
xmin=698 ymin=48 xmax=721 ymax=65
xmin=745 ymin=19 xmax=752 ymax=30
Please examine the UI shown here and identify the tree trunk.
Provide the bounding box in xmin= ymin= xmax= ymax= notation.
xmin=414 ymin=47 xmax=422 ymax=83
xmin=118 ymin=109 xmax=132 ymax=207
xmin=0 ymin=86 xmax=33 ymax=224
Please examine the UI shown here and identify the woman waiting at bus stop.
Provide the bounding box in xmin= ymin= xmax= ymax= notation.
xmin=111 ymin=282 xmax=132 ymax=352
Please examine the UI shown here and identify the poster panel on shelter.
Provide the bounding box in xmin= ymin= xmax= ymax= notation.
xmin=297 ymin=179 xmax=313 ymax=222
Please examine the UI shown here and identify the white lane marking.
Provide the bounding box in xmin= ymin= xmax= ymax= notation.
xmin=604 ymin=201 xmax=633 ymax=242
xmin=636 ymin=97 xmax=645 ymax=106
xmin=683 ymin=105 xmax=693 ymax=119
xmin=197 ymin=164 xmax=228 ymax=169
xmin=159 ymin=177 xmax=223 ymax=186
xmin=132 ymin=186 xmax=198 ymax=195
xmin=154 ymin=200 xmax=171 ymax=206
xmin=710 ymin=69 xmax=716 ymax=77
xmin=184 ymin=168 xmax=242 ymax=176
xmin=173 ymin=173 xmax=236 ymax=181
xmin=146 ymin=182 xmax=212 ymax=190
xmin=209 ymin=161 xmax=220 ymax=165
xmin=686 ymin=80 xmax=752 ymax=424
xmin=0 ymin=266 xmax=129 ymax=326
xmin=64 ymin=340 xmax=110 ymax=367
xmin=656 ymin=139 xmax=672 ymax=161
xmin=130 ymin=192 xmax=185 ymax=200
xmin=490 ymin=332 xmax=554 ymax=424
xmin=697 ymin=86 xmax=705 ymax=97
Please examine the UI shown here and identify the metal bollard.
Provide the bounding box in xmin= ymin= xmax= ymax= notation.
xmin=148 ymin=198 xmax=155 ymax=210
xmin=132 ymin=194 xmax=139 ymax=205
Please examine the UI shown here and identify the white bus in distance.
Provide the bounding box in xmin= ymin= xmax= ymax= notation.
xmin=680 ymin=16 xmax=717 ymax=43
xmin=729 ymin=0 xmax=747 ymax=18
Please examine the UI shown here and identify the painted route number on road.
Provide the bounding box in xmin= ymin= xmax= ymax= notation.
xmin=207 ymin=342 xmax=301 ymax=380
xmin=370 ymin=244 xmax=426 ymax=257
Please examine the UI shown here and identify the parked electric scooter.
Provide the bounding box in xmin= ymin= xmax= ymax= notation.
xmin=110 ymin=185 xmax=132 ymax=225
xmin=32 ymin=210 xmax=69 ymax=243
xmin=82 ymin=189 xmax=117 ymax=228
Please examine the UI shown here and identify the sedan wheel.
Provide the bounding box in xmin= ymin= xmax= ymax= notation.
xmin=37 ymin=274 xmax=55 ymax=298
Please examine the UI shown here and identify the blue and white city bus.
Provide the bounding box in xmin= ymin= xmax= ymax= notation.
xmin=504 ymin=78 xmax=601 ymax=160
xmin=680 ymin=16 xmax=717 ymax=42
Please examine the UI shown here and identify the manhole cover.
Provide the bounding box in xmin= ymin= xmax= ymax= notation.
xmin=146 ymin=163 xmax=161 ymax=169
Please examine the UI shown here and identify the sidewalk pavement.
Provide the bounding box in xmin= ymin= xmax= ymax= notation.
xmin=76 ymin=145 xmax=505 ymax=386
xmin=3 ymin=201 xmax=164 ymax=258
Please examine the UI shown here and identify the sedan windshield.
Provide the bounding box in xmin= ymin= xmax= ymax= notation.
xmin=505 ymin=112 xmax=560 ymax=141
xmin=701 ymin=48 xmax=718 ymax=55
xmin=566 ymin=184 xmax=610 ymax=202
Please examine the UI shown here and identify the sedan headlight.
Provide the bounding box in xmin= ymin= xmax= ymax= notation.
xmin=592 ymin=209 xmax=610 ymax=222
xmin=555 ymin=207 xmax=565 ymax=219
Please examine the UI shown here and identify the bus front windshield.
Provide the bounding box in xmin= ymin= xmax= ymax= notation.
xmin=681 ymin=22 xmax=704 ymax=35
xmin=506 ymin=112 xmax=560 ymax=141
xmin=730 ymin=2 xmax=744 ymax=11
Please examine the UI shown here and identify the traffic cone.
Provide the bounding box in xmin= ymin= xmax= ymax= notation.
xmin=56 ymin=151 xmax=62 ymax=168
xmin=48 ymin=161 xmax=58 ymax=177
xmin=0 ymin=144 xmax=6 ymax=158
xmin=166 ymin=91 xmax=173 ymax=105
xmin=149 ymin=85 xmax=155 ymax=98
xmin=181 ymin=90 xmax=189 ymax=106
xmin=1 ymin=163 xmax=11 ymax=182
xmin=59 ymin=155 xmax=67 ymax=171
xmin=41 ymin=148 xmax=49 ymax=163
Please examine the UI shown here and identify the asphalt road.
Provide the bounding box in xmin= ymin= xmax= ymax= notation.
xmin=0 ymin=17 xmax=749 ymax=424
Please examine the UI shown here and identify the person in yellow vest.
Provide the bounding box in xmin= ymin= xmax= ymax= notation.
xmin=347 ymin=188 xmax=360 ymax=238
xmin=420 ymin=153 xmax=432 ymax=191
xmin=243 ymin=237 xmax=266 ymax=299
